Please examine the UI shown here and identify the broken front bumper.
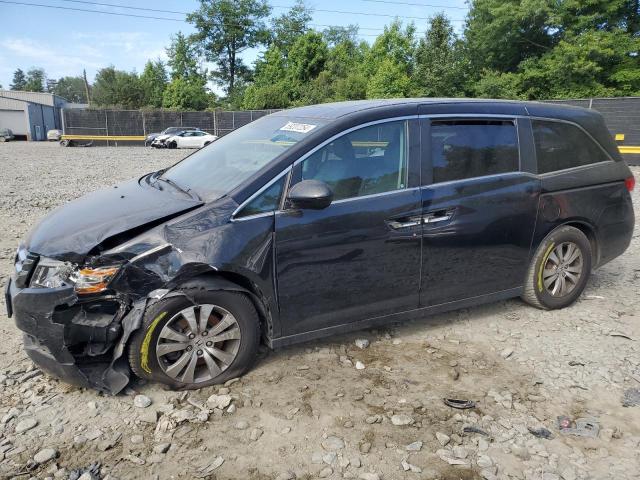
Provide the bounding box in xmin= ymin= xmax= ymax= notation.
xmin=5 ymin=277 xmax=139 ymax=394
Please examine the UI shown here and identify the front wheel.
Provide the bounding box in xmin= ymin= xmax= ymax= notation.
xmin=522 ymin=225 xmax=592 ymax=310
xmin=128 ymin=290 xmax=260 ymax=389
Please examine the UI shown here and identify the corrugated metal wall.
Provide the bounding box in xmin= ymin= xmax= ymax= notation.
xmin=544 ymin=97 xmax=640 ymax=165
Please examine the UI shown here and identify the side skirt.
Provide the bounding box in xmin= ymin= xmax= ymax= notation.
xmin=269 ymin=287 xmax=523 ymax=349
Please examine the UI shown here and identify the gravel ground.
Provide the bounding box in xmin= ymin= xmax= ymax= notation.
xmin=0 ymin=142 xmax=639 ymax=480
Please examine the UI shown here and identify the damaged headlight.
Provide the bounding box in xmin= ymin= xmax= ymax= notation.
xmin=30 ymin=258 xmax=75 ymax=289
xmin=30 ymin=257 xmax=120 ymax=294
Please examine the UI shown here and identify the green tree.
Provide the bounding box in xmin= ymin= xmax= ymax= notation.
xmin=271 ymin=0 xmax=313 ymax=54
xmin=10 ymin=68 xmax=27 ymax=90
xmin=363 ymin=21 xmax=416 ymax=79
xmin=464 ymin=0 xmax=556 ymax=73
xmin=188 ymin=0 xmax=271 ymax=94
xmin=92 ymin=67 xmax=145 ymax=108
xmin=24 ymin=68 xmax=46 ymax=92
xmin=288 ymin=31 xmax=328 ymax=82
xmin=50 ymin=76 xmax=87 ymax=103
xmin=162 ymin=76 xmax=210 ymax=110
xmin=414 ymin=14 xmax=465 ymax=97
xmin=166 ymin=32 xmax=202 ymax=80
xmin=473 ymin=70 xmax=524 ymax=99
xmin=140 ymin=60 xmax=168 ymax=108
xmin=366 ymin=58 xmax=413 ymax=99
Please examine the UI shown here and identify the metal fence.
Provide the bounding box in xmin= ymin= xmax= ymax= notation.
xmin=544 ymin=97 xmax=640 ymax=165
xmin=61 ymin=109 xmax=280 ymax=144
xmin=62 ymin=100 xmax=640 ymax=165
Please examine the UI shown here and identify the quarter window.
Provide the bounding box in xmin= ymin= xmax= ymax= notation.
xmin=236 ymin=175 xmax=286 ymax=218
xmin=430 ymin=120 xmax=519 ymax=183
xmin=296 ymin=120 xmax=408 ymax=201
xmin=532 ymin=120 xmax=610 ymax=174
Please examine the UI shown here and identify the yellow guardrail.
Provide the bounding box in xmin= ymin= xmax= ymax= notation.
xmin=619 ymin=146 xmax=640 ymax=154
xmin=61 ymin=135 xmax=146 ymax=141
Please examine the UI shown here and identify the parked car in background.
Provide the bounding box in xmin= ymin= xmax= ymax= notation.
xmin=0 ymin=128 xmax=15 ymax=142
xmin=146 ymin=127 xmax=200 ymax=146
xmin=47 ymin=129 xmax=62 ymax=141
xmin=164 ymin=131 xmax=218 ymax=149
xmin=5 ymin=99 xmax=635 ymax=393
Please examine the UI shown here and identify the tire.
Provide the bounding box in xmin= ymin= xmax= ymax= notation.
xmin=522 ymin=225 xmax=592 ymax=310
xmin=128 ymin=289 xmax=260 ymax=390
xmin=167 ymin=141 xmax=177 ymax=149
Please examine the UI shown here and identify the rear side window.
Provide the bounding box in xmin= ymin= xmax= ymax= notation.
xmin=430 ymin=120 xmax=519 ymax=183
xmin=532 ymin=120 xmax=610 ymax=174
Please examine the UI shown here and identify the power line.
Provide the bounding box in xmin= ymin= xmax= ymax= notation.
xmin=353 ymin=0 xmax=467 ymax=9
xmin=0 ymin=0 xmax=185 ymax=21
xmin=0 ymin=0 xmax=465 ymax=37
xmin=51 ymin=0 xmax=465 ymax=22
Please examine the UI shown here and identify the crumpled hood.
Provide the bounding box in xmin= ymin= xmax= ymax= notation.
xmin=25 ymin=176 xmax=203 ymax=262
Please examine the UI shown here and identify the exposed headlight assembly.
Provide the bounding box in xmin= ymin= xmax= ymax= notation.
xmin=29 ymin=257 xmax=120 ymax=294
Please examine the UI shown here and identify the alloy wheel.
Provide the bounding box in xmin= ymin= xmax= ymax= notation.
xmin=542 ymin=241 xmax=583 ymax=297
xmin=155 ymin=304 xmax=241 ymax=384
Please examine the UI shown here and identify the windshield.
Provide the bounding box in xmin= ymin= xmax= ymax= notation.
xmin=162 ymin=115 xmax=326 ymax=200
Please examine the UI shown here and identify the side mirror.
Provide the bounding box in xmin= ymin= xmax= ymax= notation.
xmin=287 ymin=180 xmax=333 ymax=210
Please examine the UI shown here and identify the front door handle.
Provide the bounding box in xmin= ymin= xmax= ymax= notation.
xmin=424 ymin=209 xmax=454 ymax=224
xmin=387 ymin=215 xmax=422 ymax=230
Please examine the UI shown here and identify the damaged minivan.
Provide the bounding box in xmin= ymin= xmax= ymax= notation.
xmin=5 ymin=99 xmax=635 ymax=394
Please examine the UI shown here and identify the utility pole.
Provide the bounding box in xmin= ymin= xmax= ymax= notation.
xmin=83 ymin=69 xmax=91 ymax=106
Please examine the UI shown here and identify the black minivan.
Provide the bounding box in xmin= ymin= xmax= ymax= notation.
xmin=6 ymin=99 xmax=635 ymax=393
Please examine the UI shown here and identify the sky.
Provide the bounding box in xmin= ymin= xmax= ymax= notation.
xmin=0 ymin=0 xmax=469 ymax=90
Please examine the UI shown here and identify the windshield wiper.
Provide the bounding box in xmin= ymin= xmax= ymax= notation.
xmin=153 ymin=175 xmax=201 ymax=201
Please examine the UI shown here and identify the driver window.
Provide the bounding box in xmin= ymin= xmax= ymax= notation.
xmin=297 ymin=120 xmax=408 ymax=201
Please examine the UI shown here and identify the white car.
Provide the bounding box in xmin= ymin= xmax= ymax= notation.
xmin=165 ymin=131 xmax=218 ymax=149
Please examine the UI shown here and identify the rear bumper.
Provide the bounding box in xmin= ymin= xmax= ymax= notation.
xmin=5 ymin=277 xmax=126 ymax=391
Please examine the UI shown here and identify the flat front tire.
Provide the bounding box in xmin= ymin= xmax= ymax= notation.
xmin=522 ymin=225 xmax=592 ymax=310
xmin=128 ymin=290 xmax=260 ymax=390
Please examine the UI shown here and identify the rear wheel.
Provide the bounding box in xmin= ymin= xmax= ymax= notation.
xmin=522 ymin=225 xmax=592 ymax=309
xmin=128 ymin=290 xmax=260 ymax=389
xmin=167 ymin=141 xmax=177 ymax=149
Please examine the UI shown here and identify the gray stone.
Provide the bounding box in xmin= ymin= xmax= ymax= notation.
xmin=322 ymin=435 xmax=345 ymax=450
xmin=355 ymin=339 xmax=370 ymax=349
xmin=319 ymin=467 xmax=333 ymax=478
xmin=391 ymin=414 xmax=414 ymax=426
xmin=405 ymin=441 xmax=423 ymax=451
xmin=323 ymin=452 xmax=337 ymax=465
xmin=250 ymin=428 xmax=263 ymax=441
xmin=477 ymin=455 xmax=493 ymax=468
xmin=15 ymin=417 xmax=38 ymax=433
xmin=453 ymin=446 xmax=468 ymax=459
xmin=436 ymin=432 xmax=450 ymax=446
xmin=359 ymin=442 xmax=371 ymax=454
xmin=154 ymin=443 xmax=171 ymax=454
xmin=436 ymin=449 xmax=470 ymax=465
xmin=130 ymin=435 xmax=144 ymax=445
xmin=359 ymin=474 xmax=380 ymax=480
xmin=133 ymin=395 xmax=152 ymax=408
xmin=207 ymin=394 xmax=232 ymax=410
xmin=34 ymin=448 xmax=57 ymax=464
xmin=355 ymin=361 xmax=365 ymax=370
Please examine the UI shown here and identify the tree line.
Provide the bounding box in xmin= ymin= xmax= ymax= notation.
xmin=7 ymin=0 xmax=640 ymax=110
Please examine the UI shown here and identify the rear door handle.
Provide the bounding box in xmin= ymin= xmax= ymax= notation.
xmin=424 ymin=209 xmax=454 ymax=224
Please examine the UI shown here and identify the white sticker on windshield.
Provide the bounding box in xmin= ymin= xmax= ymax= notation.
xmin=280 ymin=122 xmax=317 ymax=134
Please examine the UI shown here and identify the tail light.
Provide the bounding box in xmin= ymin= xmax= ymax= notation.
xmin=625 ymin=176 xmax=635 ymax=192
